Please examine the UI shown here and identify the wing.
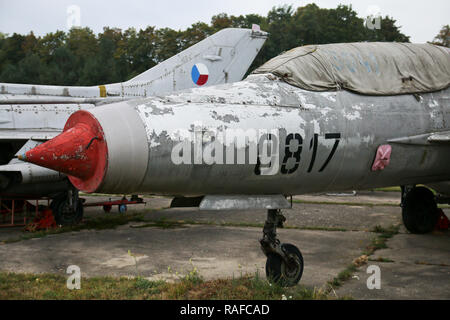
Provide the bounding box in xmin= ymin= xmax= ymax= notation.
xmin=428 ymin=130 xmax=450 ymax=144
xmin=388 ymin=130 xmax=450 ymax=145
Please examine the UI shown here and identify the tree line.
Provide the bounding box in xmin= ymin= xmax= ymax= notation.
xmin=0 ymin=3 xmax=445 ymax=86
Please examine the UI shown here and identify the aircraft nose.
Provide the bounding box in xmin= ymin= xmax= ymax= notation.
xmin=19 ymin=110 xmax=108 ymax=192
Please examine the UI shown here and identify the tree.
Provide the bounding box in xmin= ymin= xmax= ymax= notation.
xmin=36 ymin=31 xmax=67 ymax=64
xmin=0 ymin=3 xmax=412 ymax=85
xmin=154 ymin=28 xmax=181 ymax=63
xmin=180 ymin=22 xmax=213 ymax=50
xmin=364 ymin=16 xmax=410 ymax=42
xmin=0 ymin=33 xmax=26 ymax=66
xmin=211 ymin=13 xmax=233 ymax=31
xmin=231 ymin=14 xmax=265 ymax=29
xmin=127 ymin=26 xmax=157 ymax=78
xmin=0 ymin=53 xmax=42 ymax=83
xmin=66 ymin=27 xmax=98 ymax=83
xmin=431 ymin=25 xmax=450 ymax=47
xmin=0 ymin=33 xmax=6 ymax=71
xmin=260 ymin=5 xmax=295 ymax=61
xmin=320 ymin=4 xmax=366 ymax=43
xmin=21 ymin=32 xmax=39 ymax=56
xmin=42 ymin=46 xmax=77 ymax=85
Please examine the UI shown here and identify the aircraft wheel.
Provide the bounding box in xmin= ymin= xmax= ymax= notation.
xmin=265 ymin=243 xmax=304 ymax=287
xmin=51 ymin=197 xmax=83 ymax=226
xmin=402 ymin=186 xmax=439 ymax=234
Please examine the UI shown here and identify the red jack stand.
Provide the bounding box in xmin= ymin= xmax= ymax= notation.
xmin=24 ymin=208 xmax=57 ymax=232
xmin=435 ymin=209 xmax=449 ymax=230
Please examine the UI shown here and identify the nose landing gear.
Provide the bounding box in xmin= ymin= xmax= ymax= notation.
xmin=50 ymin=188 xmax=83 ymax=226
xmin=260 ymin=209 xmax=304 ymax=287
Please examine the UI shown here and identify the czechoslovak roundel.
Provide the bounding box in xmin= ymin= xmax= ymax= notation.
xmin=191 ymin=63 xmax=209 ymax=86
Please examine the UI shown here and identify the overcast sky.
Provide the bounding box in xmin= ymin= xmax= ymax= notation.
xmin=0 ymin=0 xmax=448 ymax=43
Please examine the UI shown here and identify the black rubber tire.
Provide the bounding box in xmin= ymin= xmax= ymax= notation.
xmin=265 ymin=243 xmax=304 ymax=287
xmin=402 ymin=186 xmax=439 ymax=234
xmin=51 ymin=197 xmax=83 ymax=226
xmin=265 ymin=253 xmax=283 ymax=283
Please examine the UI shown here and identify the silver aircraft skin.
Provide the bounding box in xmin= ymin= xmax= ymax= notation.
xmin=18 ymin=42 xmax=450 ymax=286
xmin=42 ymin=73 xmax=449 ymax=197
xmin=0 ymin=27 xmax=268 ymax=198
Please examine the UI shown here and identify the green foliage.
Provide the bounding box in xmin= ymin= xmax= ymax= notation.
xmin=0 ymin=4 xmax=411 ymax=85
xmin=0 ymin=270 xmax=329 ymax=300
xmin=430 ymin=25 xmax=450 ymax=47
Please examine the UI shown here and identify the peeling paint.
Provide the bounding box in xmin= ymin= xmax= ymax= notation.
xmin=210 ymin=111 xmax=240 ymax=123
xmin=344 ymin=110 xmax=361 ymax=120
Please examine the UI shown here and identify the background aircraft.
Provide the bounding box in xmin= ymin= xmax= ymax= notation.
xmin=0 ymin=27 xmax=268 ymax=222
xmin=20 ymin=41 xmax=450 ymax=286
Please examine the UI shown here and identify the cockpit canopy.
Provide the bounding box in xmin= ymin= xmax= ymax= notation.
xmin=252 ymin=42 xmax=450 ymax=95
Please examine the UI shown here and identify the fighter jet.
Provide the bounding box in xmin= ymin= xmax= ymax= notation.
xmin=19 ymin=42 xmax=450 ymax=286
xmin=0 ymin=27 xmax=268 ymax=223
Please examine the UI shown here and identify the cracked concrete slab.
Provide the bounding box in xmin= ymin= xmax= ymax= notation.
xmin=335 ymin=229 xmax=450 ymax=299
xmin=0 ymin=191 xmax=448 ymax=300
xmin=0 ymin=224 xmax=372 ymax=290
xmin=143 ymin=203 xmax=401 ymax=232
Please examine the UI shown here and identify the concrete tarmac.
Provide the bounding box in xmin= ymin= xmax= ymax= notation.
xmin=0 ymin=191 xmax=448 ymax=299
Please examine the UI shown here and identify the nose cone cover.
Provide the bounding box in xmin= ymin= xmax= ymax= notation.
xmin=21 ymin=110 xmax=108 ymax=192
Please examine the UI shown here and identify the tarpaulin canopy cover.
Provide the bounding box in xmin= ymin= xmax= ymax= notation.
xmin=252 ymin=42 xmax=450 ymax=95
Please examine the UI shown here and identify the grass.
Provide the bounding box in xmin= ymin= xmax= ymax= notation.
xmin=0 ymin=197 xmax=410 ymax=299
xmin=325 ymin=224 xmax=400 ymax=293
xmin=370 ymin=185 xmax=439 ymax=194
xmin=371 ymin=187 xmax=402 ymax=192
xmin=292 ymin=199 xmax=400 ymax=207
xmin=79 ymin=193 xmax=173 ymax=199
xmin=131 ymin=217 xmax=349 ymax=232
xmin=363 ymin=224 xmax=400 ymax=256
xmin=0 ymin=213 xmax=338 ymax=300
xmin=369 ymin=257 xmax=395 ymax=263
xmin=1 ymin=214 xmax=349 ymax=246
xmin=293 ymin=194 xmax=448 ymax=209
xmin=327 ymin=264 xmax=358 ymax=288
xmin=130 ymin=220 xmax=188 ymax=229
xmin=0 ymin=270 xmax=328 ymax=300
xmin=2 ymin=213 xmax=147 ymax=244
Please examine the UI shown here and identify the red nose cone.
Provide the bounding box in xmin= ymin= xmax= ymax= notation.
xmin=21 ymin=110 xmax=108 ymax=192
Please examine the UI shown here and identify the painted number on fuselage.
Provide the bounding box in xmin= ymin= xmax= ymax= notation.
xmin=281 ymin=133 xmax=303 ymax=174
xmin=255 ymin=132 xmax=341 ymax=175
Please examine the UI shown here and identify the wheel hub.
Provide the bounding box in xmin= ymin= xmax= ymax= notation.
xmin=283 ymin=256 xmax=301 ymax=278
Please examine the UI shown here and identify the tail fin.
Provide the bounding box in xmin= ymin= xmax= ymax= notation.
xmin=106 ymin=27 xmax=268 ymax=97
xmin=0 ymin=28 xmax=267 ymax=99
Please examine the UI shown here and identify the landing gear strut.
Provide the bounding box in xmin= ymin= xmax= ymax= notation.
xmin=260 ymin=209 xmax=303 ymax=287
xmin=50 ymin=188 xmax=83 ymax=226
xmin=401 ymin=185 xmax=439 ymax=234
